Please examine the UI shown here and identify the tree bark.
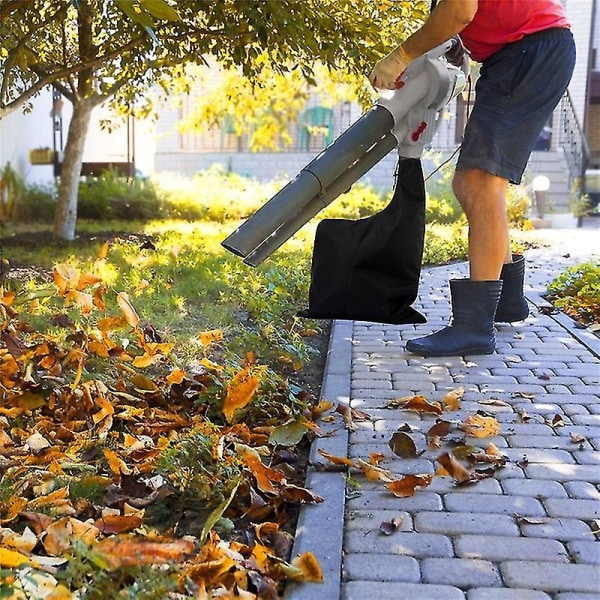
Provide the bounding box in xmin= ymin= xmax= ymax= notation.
xmin=52 ymin=99 xmax=94 ymax=241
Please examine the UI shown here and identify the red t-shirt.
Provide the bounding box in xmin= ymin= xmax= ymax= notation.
xmin=459 ymin=0 xmax=571 ymax=62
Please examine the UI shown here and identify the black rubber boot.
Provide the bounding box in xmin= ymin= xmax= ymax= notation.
xmin=495 ymin=254 xmax=529 ymax=323
xmin=405 ymin=279 xmax=503 ymax=357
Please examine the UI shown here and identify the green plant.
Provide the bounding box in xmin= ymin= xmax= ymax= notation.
xmin=546 ymin=262 xmax=600 ymax=327
xmin=156 ymin=425 xmax=244 ymax=508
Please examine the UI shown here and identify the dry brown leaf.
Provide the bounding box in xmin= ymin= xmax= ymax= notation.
xmin=386 ymin=474 xmax=433 ymax=498
xmin=388 ymin=431 xmax=418 ymax=458
xmin=116 ymin=292 xmax=140 ymax=328
xmin=401 ymin=395 xmax=443 ymax=415
xmin=356 ymin=459 xmax=394 ymax=483
xmin=436 ymin=452 xmax=473 ymax=484
xmin=242 ymin=449 xmax=285 ymax=495
xmin=94 ymin=535 xmax=195 ymax=569
xmin=379 ymin=515 xmax=404 ymax=535
xmin=223 ymin=367 xmax=260 ymax=422
xmin=427 ymin=420 xmax=452 ymax=439
xmin=317 ymin=449 xmax=355 ymax=467
xmin=199 ymin=329 xmax=223 ymax=346
xmin=287 ymin=552 xmax=323 ymax=582
xmin=94 ymin=514 xmax=143 ymax=534
xmin=462 ymin=414 xmax=501 ymax=438
xmin=369 ymin=452 xmax=386 ymax=465
xmin=442 ymin=387 xmax=464 ymax=411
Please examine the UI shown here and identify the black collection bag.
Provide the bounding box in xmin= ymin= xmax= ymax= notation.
xmin=298 ymin=157 xmax=427 ymax=324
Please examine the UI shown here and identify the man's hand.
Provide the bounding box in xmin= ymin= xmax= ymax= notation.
xmin=369 ymin=45 xmax=412 ymax=90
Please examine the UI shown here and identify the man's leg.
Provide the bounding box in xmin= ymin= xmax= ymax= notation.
xmin=452 ymin=167 xmax=512 ymax=280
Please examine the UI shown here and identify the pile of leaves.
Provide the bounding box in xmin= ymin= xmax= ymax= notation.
xmin=0 ymin=255 xmax=328 ymax=599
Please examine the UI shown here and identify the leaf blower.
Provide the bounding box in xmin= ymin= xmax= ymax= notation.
xmin=222 ymin=39 xmax=470 ymax=267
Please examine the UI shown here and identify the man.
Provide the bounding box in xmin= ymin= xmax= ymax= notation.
xmin=369 ymin=0 xmax=576 ymax=357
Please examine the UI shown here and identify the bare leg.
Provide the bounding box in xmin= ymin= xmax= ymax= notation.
xmin=452 ymin=167 xmax=512 ymax=280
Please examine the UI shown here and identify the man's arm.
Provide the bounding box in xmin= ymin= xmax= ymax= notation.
xmin=402 ymin=0 xmax=477 ymax=59
xmin=370 ymin=0 xmax=477 ymax=90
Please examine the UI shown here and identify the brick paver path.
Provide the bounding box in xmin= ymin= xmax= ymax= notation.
xmin=287 ymin=228 xmax=599 ymax=600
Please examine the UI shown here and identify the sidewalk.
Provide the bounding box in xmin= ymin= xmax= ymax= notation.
xmin=287 ymin=227 xmax=600 ymax=600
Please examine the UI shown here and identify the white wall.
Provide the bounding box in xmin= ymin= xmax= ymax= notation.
xmin=0 ymin=88 xmax=155 ymax=186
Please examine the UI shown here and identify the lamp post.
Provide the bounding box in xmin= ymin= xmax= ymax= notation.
xmin=532 ymin=175 xmax=550 ymax=219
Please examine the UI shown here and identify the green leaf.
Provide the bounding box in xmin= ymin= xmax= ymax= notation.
xmin=200 ymin=478 xmax=240 ymax=543
xmin=114 ymin=0 xmax=155 ymax=28
xmin=139 ymin=0 xmax=181 ymax=21
xmin=269 ymin=420 xmax=309 ymax=447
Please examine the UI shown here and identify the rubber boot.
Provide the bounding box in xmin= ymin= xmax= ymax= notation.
xmin=405 ymin=279 xmax=503 ymax=357
xmin=495 ymin=254 xmax=529 ymax=323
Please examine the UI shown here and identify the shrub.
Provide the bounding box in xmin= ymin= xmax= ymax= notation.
xmin=14 ymin=182 xmax=56 ymax=222
xmin=78 ymin=170 xmax=163 ymax=220
xmin=546 ymin=262 xmax=600 ymax=327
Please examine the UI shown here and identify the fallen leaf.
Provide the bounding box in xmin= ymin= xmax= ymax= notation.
xmin=284 ymin=552 xmax=323 ymax=582
xmin=116 ymin=292 xmax=140 ymax=328
xmin=356 ymin=459 xmax=394 ymax=483
xmin=223 ymin=367 xmax=260 ymax=423
xmin=94 ymin=535 xmax=195 ymax=569
xmin=386 ymin=474 xmax=433 ymax=498
xmin=369 ymin=452 xmax=386 ymax=465
xmin=379 ymin=515 xmax=404 ymax=535
xmin=514 ymin=513 xmax=549 ymax=525
xmin=442 ymin=387 xmax=464 ymax=411
xmin=461 ymin=414 xmax=501 ymax=438
xmin=0 ymin=546 xmax=35 ymax=568
xmin=317 ymin=449 xmax=355 ymax=468
xmin=427 ymin=420 xmax=452 ymax=440
xmin=478 ymin=398 xmax=511 ymax=408
xmin=569 ymin=432 xmax=587 ymax=444
xmin=387 ymin=395 xmax=442 ymax=415
xmin=388 ymin=431 xmax=418 ymax=458
xmin=436 ymin=452 xmax=474 ymax=484
xmin=94 ymin=514 xmax=143 ymax=535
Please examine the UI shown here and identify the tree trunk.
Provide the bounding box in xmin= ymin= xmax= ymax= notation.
xmin=53 ymin=99 xmax=94 ymax=241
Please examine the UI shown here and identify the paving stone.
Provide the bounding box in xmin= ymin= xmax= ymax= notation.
xmin=543 ymin=497 xmax=600 ymax=520
xmin=563 ymin=481 xmax=600 ymax=500
xmin=501 ymin=447 xmax=576 ymax=464
xmin=455 ymin=534 xmax=568 ymax=562
xmin=344 ymin=581 xmax=465 ymax=600
xmin=444 ymin=492 xmax=546 ymax=516
xmin=506 ymin=434 xmax=576 ymax=449
xmin=421 ymin=557 xmax=501 ymax=587
xmin=573 ymin=450 xmax=600 ymax=465
xmin=555 ymin=594 xmax=600 ymax=600
xmin=428 ymin=476 xmax=503 ymax=495
xmin=343 ymin=553 xmax=420 ymax=583
xmin=500 ymin=478 xmax=568 ymax=498
xmin=467 ymin=589 xmax=552 ymax=600
xmin=500 ymin=561 xmax=600 ymax=593
xmin=345 ymin=509 xmax=413 ymax=532
xmin=346 ymin=490 xmax=442 ymax=512
xmin=519 ymin=518 xmax=594 ymax=541
xmin=415 ymin=512 xmax=519 ymax=536
xmin=344 ymin=530 xmax=453 ymax=558
xmin=567 ymin=540 xmax=600 ymax=565
xmin=525 ymin=463 xmax=600 ymax=483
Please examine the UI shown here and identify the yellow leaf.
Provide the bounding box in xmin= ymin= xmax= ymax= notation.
xmin=287 ymin=552 xmax=323 ymax=582
xmin=116 ymin=292 xmax=140 ymax=328
xmin=0 ymin=546 xmax=34 ymax=567
xmin=442 ymin=386 xmax=464 ymax=411
xmin=98 ymin=241 xmax=109 ymax=260
xmin=199 ymin=329 xmax=223 ymax=346
xmin=103 ymin=448 xmax=132 ymax=476
xmin=53 ymin=264 xmax=80 ymax=295
xmin=222 ymin=367 xmax=259 ymax=422
xmin=166 ymin=368 xmax=186 ymax=385
xmin=386 ymin=474 xmax=433 ymax=498
xmin=132 ymin=353 xmax=160 ymax=368
xmin=463 ymin=414 xmax=501 ymax=438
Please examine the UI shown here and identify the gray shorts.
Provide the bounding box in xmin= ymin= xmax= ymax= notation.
xmin=456 ymin=28 xmax=576 ymax=184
